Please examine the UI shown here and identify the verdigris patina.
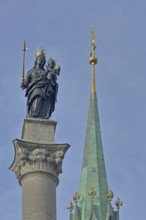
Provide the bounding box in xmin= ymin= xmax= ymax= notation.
xmin=21 ymin=50 xmax=60 ymax=119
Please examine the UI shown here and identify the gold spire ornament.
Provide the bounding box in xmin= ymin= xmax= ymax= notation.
xmin=115 ymin=197 xmax=123 ymax=210
xmin=88 ymin=187 xmax=96 ymax=199
xmin=106 ymin=190 xmax=114 ymax=201
xmin=21 ymin=40 xmax=28 ymax=84
xmin=89 ymin=27 xmax=98 ymax=94
xmin=89 ymin=27 xmax=98 ymax=65
xmin=67 ymin=201 xmax=74 ymax=213
xmin=72 ymin=192 xmax=80 ymax=204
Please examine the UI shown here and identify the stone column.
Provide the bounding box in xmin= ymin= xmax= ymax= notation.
xmin=10 ymin=118 xmax=70 ymax=220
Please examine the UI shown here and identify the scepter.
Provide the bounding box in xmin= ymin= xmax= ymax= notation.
xmin=21 ymin=40 xmax=27 ymax=84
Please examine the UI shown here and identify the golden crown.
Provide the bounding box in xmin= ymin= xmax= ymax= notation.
xmin=36 ymin=49 xmax=46 ymax=57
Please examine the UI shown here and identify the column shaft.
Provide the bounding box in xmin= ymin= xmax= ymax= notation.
xmin=21 ymin=172 xmax=56 ymax=220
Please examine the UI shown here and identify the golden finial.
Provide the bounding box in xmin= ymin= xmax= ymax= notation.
xmin=89 ymin=26 xmax=98 ymax=65
xmin=88 ymin=187 xmax=96 ymax=199
xmin=67 ymin=201 xmax=74 ymax=213
xmin=21 ymin=40 xmax=28 ymax=84
xmin=72 ymin=192 xmax=80 ymax=204
xmin=89 ymin=27 xmax=98 ymax=94
xmin=36 ymin=49 xmax=46 ymax=57
xmin=106 ymin=190 xmax=114 ymax=201
xmin=115 ymin=197 xmax=123 ymax=210
xmin=91 ymin=27 xmax=96 ymax=48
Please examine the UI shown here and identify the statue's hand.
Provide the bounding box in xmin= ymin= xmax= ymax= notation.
xmin=21 ymin=82 xmax=26 ymax=90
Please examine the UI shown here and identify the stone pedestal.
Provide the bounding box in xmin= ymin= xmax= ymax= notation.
xmin=10 ymin=118 xmax=70 ymax=220
xmin=22 ymin=118 xmax=57 ymax=144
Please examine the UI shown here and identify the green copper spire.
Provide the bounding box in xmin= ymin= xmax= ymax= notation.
xmin=76 ymin=27 xmax=109 ymax=220
xmin=68 ymin=28 xmax=122 ymax=220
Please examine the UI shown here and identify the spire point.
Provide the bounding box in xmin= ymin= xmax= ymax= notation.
xmin=89 ymin=27 xmax=98 ymax=65
xmin=89 ymin=27 xmax=98 ymax=94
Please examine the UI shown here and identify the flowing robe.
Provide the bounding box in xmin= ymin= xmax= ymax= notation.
xmin=24 ymin=67 xmax=58 ymax=119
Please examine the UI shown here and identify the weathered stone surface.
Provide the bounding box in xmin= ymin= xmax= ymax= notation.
xmin=21 ymin=172 xmax=56 ymax=220
xmin=21 ymin=118 xmax=57 ymax=144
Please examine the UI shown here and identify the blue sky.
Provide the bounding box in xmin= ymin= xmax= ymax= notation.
xmin=0 ymin=1 xmax=146 ymax=220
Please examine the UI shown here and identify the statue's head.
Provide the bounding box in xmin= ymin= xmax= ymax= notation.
xmin=35 ymin=49 xmax=46 ymax=68
xmin=48 ymin=58 xmax=56 ymax=69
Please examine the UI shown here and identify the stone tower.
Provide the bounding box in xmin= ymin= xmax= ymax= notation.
xmin=67 ymin=28 xmax=123 ymax=220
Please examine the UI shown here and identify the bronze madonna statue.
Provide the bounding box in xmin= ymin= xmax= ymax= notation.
xmin=21 ymin=48 xmax=61 ymax=119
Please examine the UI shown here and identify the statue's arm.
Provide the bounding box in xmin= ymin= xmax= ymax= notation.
xmin=21 ymin=70 xmax=31 ymax=89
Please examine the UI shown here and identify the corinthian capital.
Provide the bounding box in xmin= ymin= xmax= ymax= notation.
xmin=10 ymin=139 xmax=70 ymax=185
